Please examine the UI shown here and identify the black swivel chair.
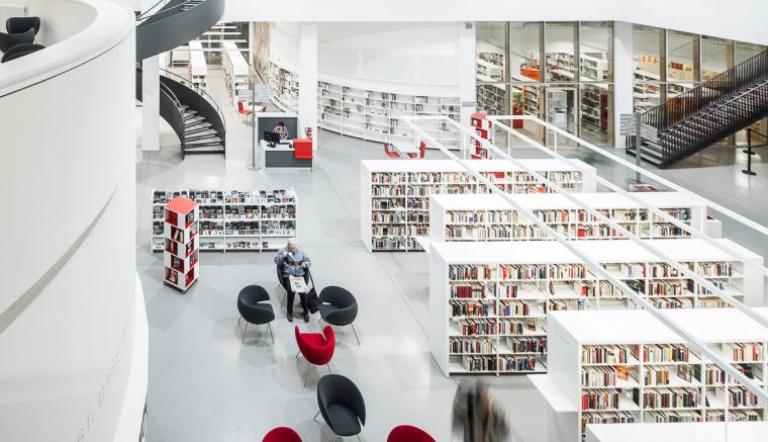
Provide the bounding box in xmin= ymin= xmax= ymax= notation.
xmin=315 ymin=374 xmax=366 ymax=441
xmin=237 ymin=285 xmax=275 ymax=344
xmin=6 ymin=17 xmax=41 ymax=35
xmin=0 ymin=28 xmax=35 ymax=53
xmin=1 ymin=42 xmax=43 ymax=63
xmin=318 ymin=286 xmax=360 ymax=345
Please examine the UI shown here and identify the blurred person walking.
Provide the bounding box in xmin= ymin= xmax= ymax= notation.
xmin=452 ymin=380 xmax=511 ymax=442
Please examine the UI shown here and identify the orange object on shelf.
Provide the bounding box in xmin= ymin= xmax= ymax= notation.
xmin=520 ymin=66 xmax=541 ymax=81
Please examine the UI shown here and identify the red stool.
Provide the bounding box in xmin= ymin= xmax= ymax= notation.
xmin=387 ymin=425 xmax=436 ymax=442
xmin=295 ymin=325 xmax=335 ymax=387
xmin=407 ymin=141 xmax=426 ymax=159
xmin=384 ymin=143 xmax=401 ymax=159
xmin=263 ymin=427 xmax=302 ymax=442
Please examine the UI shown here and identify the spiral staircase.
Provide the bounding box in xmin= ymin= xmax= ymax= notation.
xmin=135 ymin=0 xmax=227 ymax=157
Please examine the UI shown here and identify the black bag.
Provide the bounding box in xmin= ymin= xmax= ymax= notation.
xmin=304 ymin=268 xmax=320 ymax=313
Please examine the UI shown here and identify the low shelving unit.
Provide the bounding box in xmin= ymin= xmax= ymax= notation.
xmin=360 ymin=159 xmax=598 ymax=252
xmin=428 ymin=240 xmax=764 ymax=377
xmin=152 ymin=189 xmax=297 ymax=253
xmin=163 ymin=196 xmax=199 ymax=292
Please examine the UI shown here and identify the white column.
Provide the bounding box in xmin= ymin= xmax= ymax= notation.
xmin=458 ymin=22 xmax=476 ymax=128
xmin=613 ymin=21 xmax=634 ymax=148
xmin=141 ymin=55 xmax=160 ymax=151
xmin=298 ymin=23 xmax=318 ymax=147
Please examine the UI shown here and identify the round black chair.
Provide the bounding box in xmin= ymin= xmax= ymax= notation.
xmin=6 ymin=17 xmax=41 ymax=35
xmin=318 ymin=286 xmax=360 ymax=345
xmin=1 ymin=42 xmax=43 ymax=63
xmin=237 ymin=285 xmax=275 ymax=344
xmin=0 ymin=28 xmax=35 ymax=52
xmin=315 ymin=374 xmax=366 ymax=439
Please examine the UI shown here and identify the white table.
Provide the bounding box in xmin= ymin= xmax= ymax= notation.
xmin=390 ymin=142 xmax=421 ymax=158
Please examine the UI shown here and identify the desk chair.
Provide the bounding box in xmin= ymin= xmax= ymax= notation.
xmin=383 ymin=143 xmax=401 ymax=159
xmin=6 ymin=17 xmax=40 ymax=35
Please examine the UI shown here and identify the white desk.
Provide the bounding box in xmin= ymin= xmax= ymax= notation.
xmin=259 ymin=140 xmax=311 ymax=171
xmin=390 ymin=142 xmax=421 ymax=157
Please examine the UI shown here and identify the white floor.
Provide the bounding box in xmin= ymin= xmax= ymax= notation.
xmin=136 ymin=68 xmax=768 ymax=442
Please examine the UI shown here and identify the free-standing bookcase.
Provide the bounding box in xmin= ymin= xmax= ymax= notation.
xmin=152 ymin=189 xmax=297 ymax=252
xmin=360 ymin=159 xmax=598 ymax=252
xmin=428 ymin=192 xmax=718 ymax=243
xmin=164 ymin=196 xmax=199 ymax=292
xmin=428 ymin=240 xmax=764 ymax=377
xmin=531 ymin=308 xmax=768 ymax=442
xmin=470 ymin=112 xmax=493 ymax=159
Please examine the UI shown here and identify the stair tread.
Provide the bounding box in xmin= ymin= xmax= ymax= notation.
xmin=185 ymin=129 xmax=218 ymax=138
xmin=186 ymin=136 xmax=222 ymax=145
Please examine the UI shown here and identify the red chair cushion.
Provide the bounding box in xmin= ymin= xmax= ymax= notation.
xmin=387 ymin=425 xmax=435 ymax=442
xmin=293 ymin=138 xmax=313 ymax=160
xmin=295 ymin=325 xmax=335 ymax=366
xmin=263 ymin=427 xmax=302 ymax=442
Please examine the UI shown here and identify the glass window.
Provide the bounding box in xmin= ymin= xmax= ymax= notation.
xmin=701 ymin=36 xmax=728 ymax=80
xmin=509 ymin=22 xmax=541 ymax=82
xmin=476 ymin=22 xmax=507 ymax=83
xmin=667 ymin=30 xmax=696 ymax=83
xmin=581 ymin=84 xmax=612 ymax=146
xmin=476 ymin=84 xmax=507 ymax=116
xmin=633 ymin=25 xmax=663 ymax=114
xmin=734 ymin=41 xmax=765 ymax=64
xmin=509 ymin=84 xmax=544 ymax=143
xmin=545 ymin=22 xmax=576 ymax=82
xmin=579 ymin=22 xmax=612 ymax=81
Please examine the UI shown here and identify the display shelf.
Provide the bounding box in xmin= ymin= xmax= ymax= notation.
xmin=318 ymin=79 xmax=460 ymax=148
xmin=586 ymin=421 xmax=768 ymax=442
xmin=163 ymin=196 xmax=199 ymax=292
xmin=470 ymin=112 xmax=494 ymax=159
xmin=269 ymin=60 xmax=298 ymax=112
xmin=532 ymin=308 xmax=768 ymax=442
xmin=428 ymin=192 xmax=710 ymax=243
xmin=429 ymin=240 xmax=764 ymax=378
xmin=361 ymin=159 xmax=598 ymax=252
xmin=222 ymin=41 xmax=250 ymax=104
xmin=188 ymin=40 xmax=207 ymax=90
xmin=151 ymin=188 xmax=297 ymax=253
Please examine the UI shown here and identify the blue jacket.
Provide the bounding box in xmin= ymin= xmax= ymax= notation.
xmin=274 ymin=247 xmax=311 ymax=276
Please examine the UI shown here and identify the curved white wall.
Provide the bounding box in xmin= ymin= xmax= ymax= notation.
xmin=0 ymin=1 xmax=141 ymax=441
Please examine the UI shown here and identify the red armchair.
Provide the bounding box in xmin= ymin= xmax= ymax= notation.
xmin=387 ymin=425 xmax=436 ymax=442
xmin=407 ymin=141 xmax=426 ymax=159
xmin=237 ymin=101 xmax=252 ymax=116
xmin=295 ymin=325 xmax=335 ymax=387
xmin=293 ymin=138 xmax=313 ymax=169
xmin=384 ymin=143 xmax=401 ymax=159
xmin=263 ymin=427 xmax=302 ymax=442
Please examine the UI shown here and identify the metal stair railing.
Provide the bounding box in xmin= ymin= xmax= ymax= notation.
xmin=158 ymin=67 xmax=226 ymax=135
xmin=628 ymin=49 xmax=768 ymax=164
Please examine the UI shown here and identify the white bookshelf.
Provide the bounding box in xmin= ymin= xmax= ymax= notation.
xmin=269 ymin=60 xmax=299 ymax=112
xmin=318 ymin=80 xmax=461 ymax=148
xmin=151 ymin=189 xmax=297 ymax=253
xmin=360 ymin=159 xmax=598 ymax=252
xmin=586 ymin=421 xmax=768 ymax=442
xmin=532 ymin=308 xmax=768 ymax=442
xmin=428 ymin=240 xmax=764 ymax=378
xmin=188 ymin=40 xmax=207 ymax=90
xmin=222 ymin=41 xmax=250 ymax=103
xmin=428 ymin=192 xmax=713 ymax=243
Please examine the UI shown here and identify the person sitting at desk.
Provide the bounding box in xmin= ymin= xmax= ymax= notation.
xmin=274 ymin=238 xmax=311 ymax=322
xmin=274 ymin=121 xmax=290 ymax=141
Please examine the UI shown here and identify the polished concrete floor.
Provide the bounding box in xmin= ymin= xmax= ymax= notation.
xmin=137 ymin=68 xmax=768 ymax=442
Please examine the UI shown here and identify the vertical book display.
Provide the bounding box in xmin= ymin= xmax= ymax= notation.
xmin=163 ymin=196 xmax=199 ymax=292
xmin=428 ymin=241 xmax=763 ymax=377
xmin=470 ymin=112 xmax=493 ymax=159
xmin=152 ymin=189 xmax=297 ymax=252
xmin=360 ymin=159 xmax=597 ymax=252
xmin=533 ymin=309 xmax=768 ymax=442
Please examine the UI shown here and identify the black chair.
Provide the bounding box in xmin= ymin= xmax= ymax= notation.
xmin=315 ymin=374 xmax=365 ymax=440
xmin=1 ymin=42 xmax=43 ymax=63
xmin=0 ymin=28 xmax=35 ymax=52
xmin=237 ymin=285 xmax=275 ymax=344
xmin=318 ymin=286 xmax=360 ymax=345
xmin=6 ymin=17 xmax=41 ymax=35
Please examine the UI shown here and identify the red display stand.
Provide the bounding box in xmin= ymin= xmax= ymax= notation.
xmin=163 ymin=196 xmax=199 ymax=292
xmin=470 ymin=112 xmax=493 ymax=160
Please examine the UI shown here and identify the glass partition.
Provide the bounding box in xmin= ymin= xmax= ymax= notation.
xmin=545 ymin=22 xmax=576 ymax=82
xmin=579 ymin=22 xmax=612 ymax=82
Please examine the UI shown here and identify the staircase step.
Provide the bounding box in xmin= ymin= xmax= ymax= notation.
xmin=184 ymin=121 xmax=212 ymax=132
xmin=186 ymin=136 xmax=222 ymax=145
xmin=185 ymin=129 xmax=218 ymax=139
xmin=182 ymin=110 xmax=198 ymax=119
xmin=184 ymin=115 xmax=205 ymax=124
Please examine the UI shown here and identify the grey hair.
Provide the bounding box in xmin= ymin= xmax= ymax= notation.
xmin=287 ymin=238 xmax=298 ymax=247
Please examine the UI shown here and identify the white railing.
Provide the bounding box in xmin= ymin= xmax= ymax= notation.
xmin=403 ymin=114 xmax=768 ymax=403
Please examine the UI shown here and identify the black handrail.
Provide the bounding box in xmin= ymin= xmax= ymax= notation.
xmin=135 ymin=0 xmax=170 ymax=21
xmin=158 ymin=67 xmax=226 ymax=134
xmin=628 ymin=49 xmax=768 ymax=167
xmin=137 ymin=0 xmax=202 ymax=25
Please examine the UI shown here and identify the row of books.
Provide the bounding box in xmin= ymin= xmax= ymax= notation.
xmin=582 ymin=346 xmax=629 ymax=364
xmin=633 ymin=344 xmax=691 ymax=363
xmin=637 ymin=388 xmax=699 ymax=409
xmin=154 ymin=189 xmax=295 ymax=205
xmin=582 ymin=366 xmax=630 ymax=387
xmin=445 ymin=210 xmax=516 ymax=224
xmin=581 ymin=390 xmax=620 ymax=410
xmin=456 ymin=319 xmax=540 ymax=336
